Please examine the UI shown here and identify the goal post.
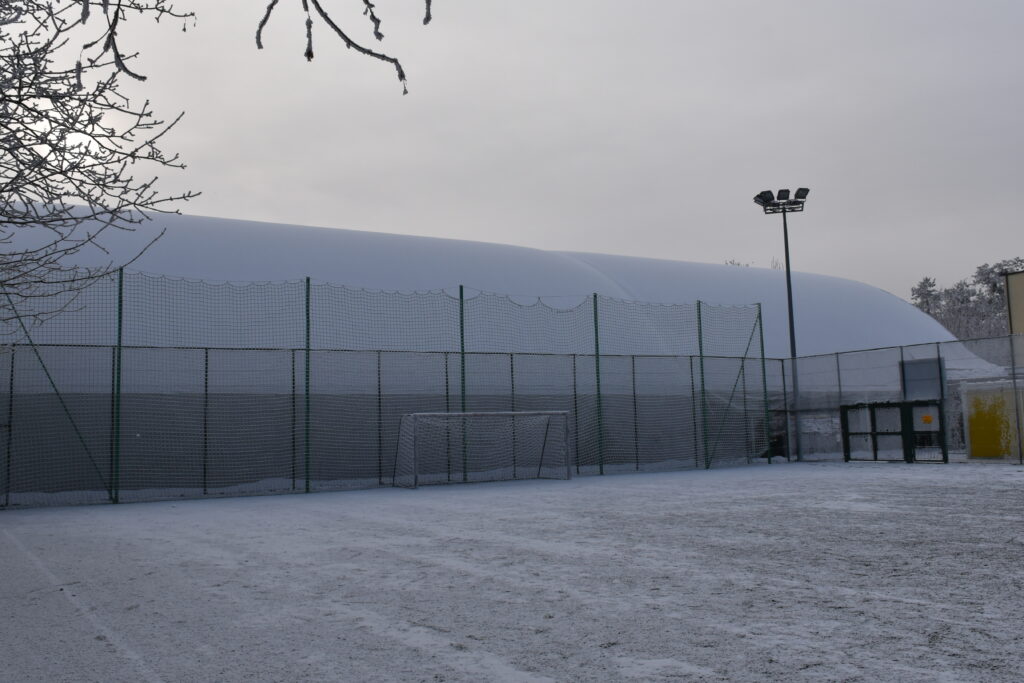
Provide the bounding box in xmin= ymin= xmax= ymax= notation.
xmin=393 ymin=411 xmax=572 ymax=488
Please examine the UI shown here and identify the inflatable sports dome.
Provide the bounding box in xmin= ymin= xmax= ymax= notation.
xmin=86 ymin=213 xmax=954 ymax=358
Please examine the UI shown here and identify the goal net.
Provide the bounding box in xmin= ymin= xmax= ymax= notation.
xmin=393 ymin=412 xmax=571 ymax=488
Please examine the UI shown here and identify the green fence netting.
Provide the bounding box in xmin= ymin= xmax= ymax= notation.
xmin=0 ymin=271 xmax=769 ymax=507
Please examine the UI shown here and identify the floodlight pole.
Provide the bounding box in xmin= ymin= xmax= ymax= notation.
xmin=782 ymin=208 xmax=797 ymax=362
xmin=781 ymin=208 xmax=802 ymax=461
xmin=754 ymin=188 xmax=808 ymax=462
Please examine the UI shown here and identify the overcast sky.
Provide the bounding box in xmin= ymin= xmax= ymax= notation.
xmin=121 ymin=0 xmax=1023 ymax=300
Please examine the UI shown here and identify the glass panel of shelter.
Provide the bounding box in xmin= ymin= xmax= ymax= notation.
xmin=841 ymin=401 xmax=947 ymax=463
xmin=848 ymin=434 xmax=873 ymax=461
xmin=847 ymin=407 xmax=870 ymax=434
xmin=911 ymin=404 xmax=945 ymax=462
xmin=875 ymin=434 xmax=905 ymax=461
xmin=874 ymin=406 xmax=902 ymax=434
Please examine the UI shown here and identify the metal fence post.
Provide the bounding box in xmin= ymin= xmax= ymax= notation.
xmin=444 ymin=352 xmax=450 ymax=414
xmin=899 ymin=345 xmax=906 ymax=398
xmin=696 ymin=301 xmax=710 ymax=469
xmin=304 ymin=276 xmax=311 ymax=493
xmin=291 ymin=349 xmax=296 ymax=490
xmin=936 ymin=341 xmax=949 ymax=463
xmin=459 ymin=285 xmax=467 ymax=413
xmin=592 ymin=293 xmax=604 ymax=475
xmin=459 ymin=285 xmax=468 ymax=481
xmin=108 ymin=340 xmax=117 ymax=498
xmin=757 ymin=304 xmax=771 ymax=460
xmin=689 ymin=355 xmax=699 ymax=468
xmin=572 ymin=354 xmax=580 ymax=474
xmin=835 ymin=351 xmax=844 ymax=456
xmin=779 ymin=357 xmax=791 ymax=461
xmin=444 ymin=352 xmax=452 ymax=482
xmin=791 ymin=354 xmax=803 ymax=462
xmin=4 ymin=347 xmax=14 ymax=507
xmin=510 ymin=353 xmax=517 ymax=478
xmin=1009 ymin=335 xmax=1023 ymax=465
xmin=631 ymin=355 xmax=640 ymax=471
xmin=835 ymin=352 xmax=843 ymax=405
xmin=376 ymin=350 xmax=384 ymax=485
xmin=203 ymin=347 xmax=209 ymax=495
xmin=741 ymin=357 xmax=750 ymax=461
xmin=112 ymin=267 xmax=124 ymax=503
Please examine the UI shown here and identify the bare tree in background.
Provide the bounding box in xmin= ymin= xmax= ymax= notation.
xmin=2 ymin=1 xmax=432 ymax=328
xmin=1 ymin=1 xmax=197 ymax=326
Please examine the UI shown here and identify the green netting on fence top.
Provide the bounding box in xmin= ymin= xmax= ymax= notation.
xmin=125 ymin=273 xmax=307 ymax=349
xmin=594 ymin=297 xmax=699 ymax=356
xmin=463 ymin=291 xmax=595 ymax=355
xmin=5 ymin=272 xmax=764 ymax=357
xmin=2 ymin=272 xmax=120 ymax=347
xmin=694 ymin=301 xmax=764 ymax=359
xmin=312 ymin=284 xmax=460 ymax=352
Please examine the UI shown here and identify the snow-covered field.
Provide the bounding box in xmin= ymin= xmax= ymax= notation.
xmin=3 ymin=462 xmax=1024 ymax=682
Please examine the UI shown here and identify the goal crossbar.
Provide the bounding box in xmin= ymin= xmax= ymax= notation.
xmin=393 ymin=411 xmax=572 ymax=488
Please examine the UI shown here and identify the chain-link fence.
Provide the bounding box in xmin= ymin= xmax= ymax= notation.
xmin=773 ymin=335 xmax=1024 ymax=463
xmin=0 ymin=271 xmax=770 ymax=507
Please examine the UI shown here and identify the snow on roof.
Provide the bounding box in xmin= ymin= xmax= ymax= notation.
xmin=87 ymin=212 xmax=953 ymax=358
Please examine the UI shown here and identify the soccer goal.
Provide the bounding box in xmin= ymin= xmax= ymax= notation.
xmin=392 ymin=411 xmax=572 ymax=488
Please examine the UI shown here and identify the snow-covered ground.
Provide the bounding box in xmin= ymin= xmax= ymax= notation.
xmin=3 ymin=462 xmax=1024 ymax=682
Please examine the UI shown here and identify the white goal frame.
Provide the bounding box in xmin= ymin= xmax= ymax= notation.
xmin=393 ymin=411 xmax=572 ymax=488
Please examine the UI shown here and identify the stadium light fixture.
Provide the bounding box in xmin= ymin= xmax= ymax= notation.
xmin=754 ymin=187 xmax=808 ymax=215
xmin=753 ymin=186 xmax=810 ymax=461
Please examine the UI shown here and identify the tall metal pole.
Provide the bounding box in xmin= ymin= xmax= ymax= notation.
xmin=112 ymin=267 xmax=124 ymax=502
xmin=1004 ymin=274 xmax=1023 ymax=464
xmin=782 ymin=209 xmax=802 ymax=461
xmin=202 ymin=347 xmax=209 ymax=495
xmin=696 ymin=301 xmax=710 ymax=469
xmin=592 ymin=293 xmax=605 ymax=475
xmin=376 ymin=350 xmax=383 ymax=485
xmin=5 ymin=347 xmax=14 ymax=508
xmin=756 ymin=305 xmax=771 ymax=462
xmin=304 ymin=276 xmax=311 ymax=493
xmin=1009 ymin=335 xmax=1023 ymax=465
xmin=459 ymin=285 xmax=467 ymax=482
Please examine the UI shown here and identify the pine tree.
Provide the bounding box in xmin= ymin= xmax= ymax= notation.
xmin=910 ymin=258 xmax=1024 ymax=339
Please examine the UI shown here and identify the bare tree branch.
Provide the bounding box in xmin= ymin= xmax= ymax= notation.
xmin=255 ymin=0 xmax=280 ymax=50
xmin=2 ymin=1 xmax=434 ymax=329
xmin=308 ymin=0 xmax=407 ymax=92
xmin=75 ymin=1 xmax=194 ymax=81
xmin=1 ymin=2 xmax=196 ymax=328
xmin=362 ymin=0 xmax=383 ymax=40
xmin=254 ymin=0 xmax=434 ymax=94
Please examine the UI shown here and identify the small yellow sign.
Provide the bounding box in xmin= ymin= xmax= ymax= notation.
xmin=921 ymin=414 xmax=933 ymax=425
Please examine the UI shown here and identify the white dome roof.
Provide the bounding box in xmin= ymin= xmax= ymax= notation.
xmin=97 ymin=213 xmax=953 ymax=358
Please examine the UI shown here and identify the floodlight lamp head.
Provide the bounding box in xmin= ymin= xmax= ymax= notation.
xmin=756 ymin=190 xmax=774 ymax=204
xmin=794 ymin=187 xmax=810 ymax=200
xmin=776 ymin=189 xmax=791 ymax=201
